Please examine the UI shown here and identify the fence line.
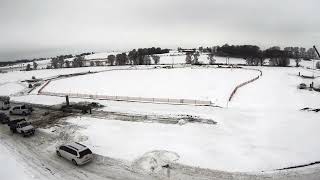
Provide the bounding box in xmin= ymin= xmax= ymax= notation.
xmin=38 ymin=91 xmax=212 ymax=106
xmin=36 ymin=67 xmax=213 ymax=106
xmin=228 ymin=68 xmax=262 ymax=102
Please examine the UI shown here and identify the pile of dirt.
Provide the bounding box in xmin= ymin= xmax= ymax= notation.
xmin=178 ymin=114 xmax=217 ymax=125
xmin=132 ymin=150 xmax=180 ymax=174
xmin=31 ymin=110 xmax=72 ymax=128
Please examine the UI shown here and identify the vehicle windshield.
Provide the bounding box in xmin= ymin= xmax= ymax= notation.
xmin=79 ymin=149 xmax=92 ymax=158
xmin=20 ymin=122 xmax=31 ymax=127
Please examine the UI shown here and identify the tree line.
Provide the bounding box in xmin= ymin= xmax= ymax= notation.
xmin=192 ymin=44 xmax=319 ymax=67
xmin=106 ymin=47 xmax=168 ymax=66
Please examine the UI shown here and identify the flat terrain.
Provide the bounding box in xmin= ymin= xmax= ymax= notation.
xmin=1 ymin=59 xmax=320 ymax=179
xmin=43 ymin=68 xmax=259 ymax=106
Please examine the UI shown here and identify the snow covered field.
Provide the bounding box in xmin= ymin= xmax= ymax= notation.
xmin=0 ymin=82 xmax=26 ymax=96
xmin=3 ymin=61 xmax=320 ymax=175
xmin=39 ymin=66 xmax=319 ymax=173
xmin=42 ymin=68 xmax=259 ymax=106
xmin=0 ymin=65 xmax=135 ymax=96
xmin=0 ymin=143 xmax=33 ymax=180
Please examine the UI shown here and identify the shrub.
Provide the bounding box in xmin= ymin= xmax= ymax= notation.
xmin=316 ymin=61 xmax=320 ymax=69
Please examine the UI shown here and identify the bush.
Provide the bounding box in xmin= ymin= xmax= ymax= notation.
xmin=269 ymin=57 xmax=290 ymax=67
xmin=316 ymin=61 xmax=320 ymax=69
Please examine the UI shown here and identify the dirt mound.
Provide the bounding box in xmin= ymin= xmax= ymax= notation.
xmin=132 ymin=150 xmax=180 ymax=173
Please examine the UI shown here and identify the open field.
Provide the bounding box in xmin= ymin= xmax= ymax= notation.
xmin=9 ymin=65 xmax=320 ymax=172
xmin=42 ymin=68 xmax=259 ymax=106
xmin=2 ymin=59 xmax=320 ymax=179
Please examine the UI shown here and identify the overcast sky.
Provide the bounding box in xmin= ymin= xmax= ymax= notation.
xmin=0 ymin=0 xmax=319 ymax=61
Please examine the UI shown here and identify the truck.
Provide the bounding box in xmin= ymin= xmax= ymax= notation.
xmin=8 ymin=119 xmax=35 ymax=137
xmin=0 ymin=96 xmax=10 ymax=110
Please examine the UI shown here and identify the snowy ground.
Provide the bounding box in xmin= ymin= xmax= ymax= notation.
xmin=0 ymin=82 xmax=26 ymax=96
xmin=0 ymin=65 xmax=139 ymax=96
xmin=10 ymin=66 xmax=320 ymax=172
xmin=3 ymin=61 xmax=320 ymax=178
xmin=42 ymin=67 xmax=259 ymax=106
xmin=0 ymin=142 xmax=33 ymax=180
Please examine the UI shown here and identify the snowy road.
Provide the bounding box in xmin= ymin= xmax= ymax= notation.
xmin=0 ymin=113 xmax=320 ymax=180
xmin=0 ymin=124 xmax=157 ymax=180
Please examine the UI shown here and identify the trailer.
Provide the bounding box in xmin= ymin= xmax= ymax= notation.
xmin=0 ymin=96 xmax=10 ymax=110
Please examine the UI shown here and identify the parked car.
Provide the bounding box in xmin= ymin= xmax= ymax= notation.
xmin=7 ymin=119 xmax=35 ymax=137
xmin=9 ymin=105 xmax=31 ymax=116
xmin=298 ymin=83 xmax=307 ymax=89
xmin=0 ymin=96 xmax=10 ymax=110
xmin=56 ymin=142 xmax=93 ymax=166
xmin=0 ymin=112 xmax=10 ymax=124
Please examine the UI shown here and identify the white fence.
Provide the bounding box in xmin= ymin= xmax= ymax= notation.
xmin=228 ymin=68 xmax=263 ymax=102
xmin=39 ymin=91 xmax=212 ymax=106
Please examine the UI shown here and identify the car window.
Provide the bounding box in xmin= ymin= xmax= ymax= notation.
xmin=60 ymin=146 xmax=67 ymax=151
xmin=61 ymin=146 xmax=77 ymax=156
xmin=79 ymin=149 xmax=92 ymax=158
xmin=19 ymin=122 xmax=30 ymax=127
xmin=69 ymin=149 xmax=77 ymax=156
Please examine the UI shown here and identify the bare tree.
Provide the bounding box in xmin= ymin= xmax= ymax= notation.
xmin=51 ymin=58 xmax=59 ymax=69
xmin=316 ymin=61 xmax=320 ymax=69
xmin=207 ymin=53 xmax=216 ymax=65
xmin=26 ymin=64 xmax=31 ymax=71
xmin=152 ymin=55 xmax=160 ymax=65
xmin=65 ymin=60 xmax=70 ymax=68
xmin=293 ymin=48 xmax=301 ymax=67
xmin=192 ymin=52 xmax=200 ymax=64
xmin=185 ymin=53 xmax=192 ymax=64
xmin=107 ymin=55 xmax=116 ymax=65
xmin=73 ymin=56 xmax=84 ymax=67
xmin=33 ymin=61 xmax=38 ymax=70
xmin=143 ymin=55 xmax=152 ymax=65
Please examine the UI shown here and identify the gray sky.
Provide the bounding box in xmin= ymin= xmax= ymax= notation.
xmin=0 ymin=0 xmax=319 ymax=61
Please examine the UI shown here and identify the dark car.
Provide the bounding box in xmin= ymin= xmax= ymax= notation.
xmin=298 ymin=83 xmax=307 ymax=89
xmin=0 ymin=112 xmax=10 ymax=124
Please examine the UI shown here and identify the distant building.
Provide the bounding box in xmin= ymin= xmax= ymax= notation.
xmin=81 ymin=58 xmax=108 ymax=66
xmin=178 ymin=48 xmax=196 ymax=53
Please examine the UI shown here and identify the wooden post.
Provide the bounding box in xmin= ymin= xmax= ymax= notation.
xmin=66 ymin=95 xmax=70 ymax=106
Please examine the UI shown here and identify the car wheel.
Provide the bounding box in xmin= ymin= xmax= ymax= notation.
xmin=72 ymin=159 xmax=78 ymax=166
xmin=56 ymin=151 xmax=61 ymax=157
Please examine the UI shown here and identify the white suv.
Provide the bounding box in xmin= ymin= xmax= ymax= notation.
xmin=9 ymin=105 xmax=31 ymax=116
xmin=56 ymin=142 xmax=93 ymax=165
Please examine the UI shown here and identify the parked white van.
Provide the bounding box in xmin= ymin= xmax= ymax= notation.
xmin=9 ymin=105 xmax=31 ymax=116
xmin=56 ymin=142 xmax=93 ymax=165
